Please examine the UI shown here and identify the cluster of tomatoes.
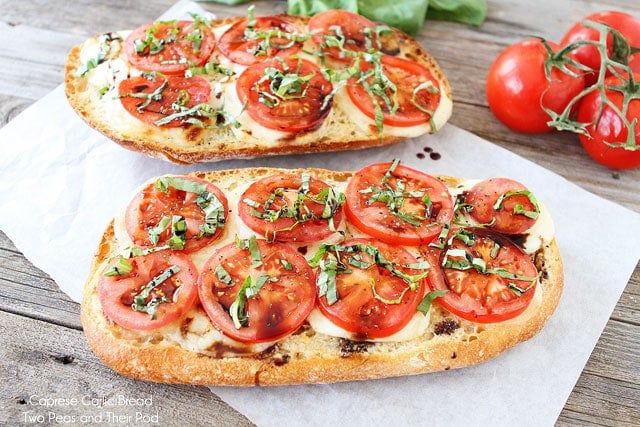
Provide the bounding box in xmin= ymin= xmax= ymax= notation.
xmin=486 ymin=11 xmax=640 ymax=170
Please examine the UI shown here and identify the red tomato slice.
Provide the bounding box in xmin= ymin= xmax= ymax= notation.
xmin=308 ymin=10 xmax=380 ymax=61
xmin=315 ymin=238 xmax=426 ymax=339
xmin=424 ymin=227 xmax=538 ymax=323
xmin=125 ymin=175 xmax=228 ymax=253
xmin=118 ymin=75 xmax=211 ymax=127
xmin=236 ymin=58 xmax=333 ymax=132
xmin=218 ymin=16 xmax=303 ymax=65
xmin=198 ymin=238 xmax=316 ymax=343
xmin=124 ymin=20 xmax=216 ymax=75
xmin=465 ymin=178 xmax=539 ymax=234
xmin=238 ymin=173 xmax=344 ymax=242
xmin=347 ymin=55 xmax=441 ymax=127
xmin=98 ymin=251 xmax=199 ymax=330
xmin=345 ymin=161 xmax=454 ymax=245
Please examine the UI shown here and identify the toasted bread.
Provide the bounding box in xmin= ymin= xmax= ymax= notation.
xmin=81 ymin=167 xmax=563 ymax=386
xmin=64 ymin=13 xmax=453 ymax=164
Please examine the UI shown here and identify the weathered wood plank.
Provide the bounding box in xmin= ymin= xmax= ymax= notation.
xmin=0 ymin=310 xmax=253 ymax=426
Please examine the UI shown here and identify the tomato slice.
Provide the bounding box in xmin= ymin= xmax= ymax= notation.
xmin=236 ymin=58 xmax=333 ymax=132
xmin=308 ymin=10 xmax=381 ymax=61
xmin=345 ymin=161 xmax=454 ymax=245
xmin=118 ymin=75 xmax=211 ymax=127
xmin=464 ymin=178 xmax=539 ymax=234
xmin=347 ymin=55 xmax=441 ymax=127
xmin=198 ymin=238 xmax=316 ymax=343
xmin=98 ymin=251 xmax=199 ymax=330
xmin=125 ymin=175 xmax=228 ymax=253
xmin=218 ymin=16 xmax=303 ymax=65
xmin=424 ymin=227 xmax=538 ymax=323
xmin=238 ymin=173 xmax=344 ymax=242
xmin=314 ymin=238 xmax=427 ymax=339
xmin=124 ymin=20 xmax=216 ymax=75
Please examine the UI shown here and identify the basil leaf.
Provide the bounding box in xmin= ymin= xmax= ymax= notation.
xmin=417 ymin=289 xmax=449 ymax=315
xmin=132 ymin=265 xmax=180 ymax=319
xmin=358 ymin=0 xmax=429 ymax=37
xmin=426 ymin=0 xmax=488 ymax=27
xmin=104 ymin=255 xmax=133 ymax=277
xmin=229 ymin=274 xmax=272 ymax=329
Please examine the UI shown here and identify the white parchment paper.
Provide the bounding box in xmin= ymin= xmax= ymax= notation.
xmin=1 ymin=1 xmax=639 ymax=426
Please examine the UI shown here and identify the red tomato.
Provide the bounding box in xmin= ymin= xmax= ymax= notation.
xmin=125 ymin=175 xmax=228 ymax=253
xmin=118 ymin=75 xmax=211 ymax=127
xmin=238 ymin=173 xmax=344 ymax=242
xmin=315 ymin=238 xmax=427 ymax=339
xmin=424 ymin=228 xmax=538 ymax=323
xmin=486 ymin=38 xmax=586 ymax=133
xmin=576 ymin=74 xmax=640 ymax=170
xmin=345 ymin=161 xmax=454 ymax=245
xmin=124 ymin=20 xmax=216 ymax=75
xmin=307 ymin=10 xmax=380 ymax=61
xmin=561 ymin=11 xmax=640 ymax=86
xmin=198 ymin=239 xmax=316 ymax=343
xmin=347 ymin=55 xmax=442 ymax=127
xmin=465 ymin=178 xmax=539 ymax=234
xmin=98 ymin=251 xmax=199 ymax=330
xmin=236 ymin=58 xmax=333 ymax=132
xmin=218 ymin=16 xmax=303 ymax=65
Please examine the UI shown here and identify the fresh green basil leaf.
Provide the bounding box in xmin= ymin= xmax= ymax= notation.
xmin=417 ymin=289 xmax=448 ymax=315
xmin=358 ymin=0 xmax=429 ymax=36
xmin=426 ymin=0 xmax=487 ymax=27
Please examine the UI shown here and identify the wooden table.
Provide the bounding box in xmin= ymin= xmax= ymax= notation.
xmin=1 ymin=0 xmax=638 ymax=425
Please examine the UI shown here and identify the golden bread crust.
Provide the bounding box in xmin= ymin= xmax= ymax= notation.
xmin=81 ymin=167 xmax=563 ymax=386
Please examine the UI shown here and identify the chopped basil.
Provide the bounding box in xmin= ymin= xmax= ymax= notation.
xmin=214 ymin=265 xmax=233 ymax=286
xmin=280 ymin=258 xmax=293 ymax=271
xmin=154 ymin=102 xmax=236 ymax=129
xmin=242 ymin=5 xmax=310 ymax=59
xmin=235 ymin=235 xmax=263 ymax=268
xmin=452 ymin=228 xmax=476 ymax=246
xmin=256 ymin=59 xmax=317 ymax=108
xmin=493 ymin=190 xmax=540 ymax=220
xmin=131 ymin=265 xmax=180 ymax=319
xmin=360 ymin=159 xmax=433 ymax=228
xmin=242 ymin=173 xmax=345 ymax=241
xmin=309 ymin=243 xmax=429 ymax=306
xmin=430 ymin=222 xmax=451 ymax=249
xmin=417 ymin=289 xmax=449 ymax=315
xmin=75 ymin=33 xmax=120 ymax=77
xmin=229 ymin=273 xmax=275 ymax=329
xmin=154 ymin=176 xmax=226 ymax=239
xmin=104 ymin=255 xmax=133 ymax=277
xmin=442 ymin=248 xmax=537 ymax=285
xmin=119 ymin=76 xmax=168 ymax=111
xmin=314 ymin=251 xmax=340 ymax=305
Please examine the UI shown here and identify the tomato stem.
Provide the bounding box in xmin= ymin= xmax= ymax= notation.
xmin=544 ymin=21 xmax=639 ymax=150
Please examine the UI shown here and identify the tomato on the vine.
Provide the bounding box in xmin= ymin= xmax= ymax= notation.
xmin=576 ymin=73 xmax=640 ymax=170
xmin=486 ymin=38 xmax=585 ymax=133
xmin=561 ymin=11 xmax=640 ymax=86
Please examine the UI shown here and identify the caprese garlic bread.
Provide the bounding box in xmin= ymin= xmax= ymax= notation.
xmin=81 ymin=161 xmax=563 ymax=386
xmin=64 ymin=9 xmax=452 ymax=164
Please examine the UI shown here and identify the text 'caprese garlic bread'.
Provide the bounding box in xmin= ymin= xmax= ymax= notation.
xmin=64 ymin=9 xmax=452 ymax=164
xmin=81 ymin=161 xmax=563 ymax=386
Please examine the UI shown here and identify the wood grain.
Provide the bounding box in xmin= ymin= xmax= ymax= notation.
xmin=1 ymin=0 xmax=638 ymax=425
